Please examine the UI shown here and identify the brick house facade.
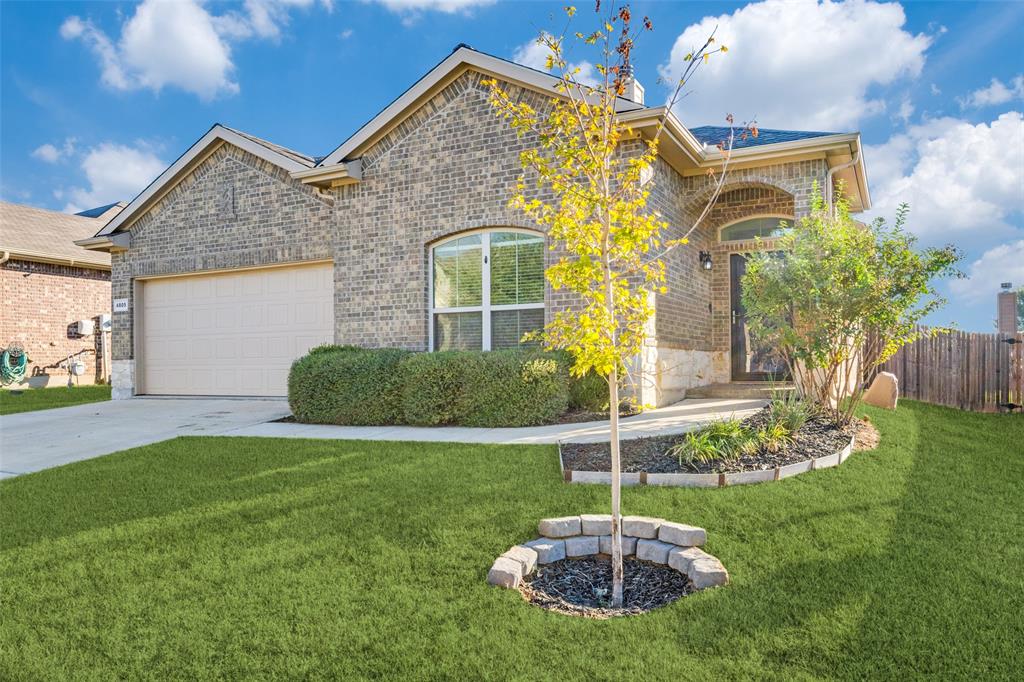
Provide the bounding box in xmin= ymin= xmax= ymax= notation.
xmin=1 ymin=202 xmax=123 ymax=387
xmin=81 ymin=46 xmax=869 ymax=404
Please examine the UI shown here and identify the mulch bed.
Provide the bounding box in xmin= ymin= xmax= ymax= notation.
xmin=519 ymin=555 xmax=692 ymax=618
xmin=560 ymin=407 xmax=865 ymax=475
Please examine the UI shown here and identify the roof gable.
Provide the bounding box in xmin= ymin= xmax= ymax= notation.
xmin=316 ymin=45 xmax=647 ymax=167
xmin=96 ymin=125 xmax=315 ymax=237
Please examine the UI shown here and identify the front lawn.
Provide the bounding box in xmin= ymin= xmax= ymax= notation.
xmin=1 ymin=401 xmax=1021 ymax=679
xmin=0 ymin=384 xmax=111 ymax=415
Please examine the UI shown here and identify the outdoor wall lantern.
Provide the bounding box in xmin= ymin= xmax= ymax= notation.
xmin=699 ymin=250 xmax=713 ymax=271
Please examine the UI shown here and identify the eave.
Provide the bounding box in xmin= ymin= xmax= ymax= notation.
xmin=291 ymin=159 xmax=363 ymax=188
xmin=73 ymin=233 xmax=131 ymax=255
xmin=2 ymin=247 xmax=112 ymax=270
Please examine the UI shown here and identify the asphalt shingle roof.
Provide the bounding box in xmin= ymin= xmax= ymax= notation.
xmin=688 ymin=126 xmax=838 ymax=150
xmin=0 ymin=201 xmax=114 ymax=269
xmin=221 ymin=126 xmax=317 ymax=168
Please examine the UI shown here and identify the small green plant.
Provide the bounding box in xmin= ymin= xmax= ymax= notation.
xmin=671 ymin=418 xmax=753 ymax=468
xmin=755 ymin=421 xmax=793 ymax=454
xmin=768 ymin=392 xmax=813 ymax=433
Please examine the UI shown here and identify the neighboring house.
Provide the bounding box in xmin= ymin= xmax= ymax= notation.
xmin=78 ymin=45 xmax=870 ymax=404
xmin=1 ymin=201 xmax=124 ymax=387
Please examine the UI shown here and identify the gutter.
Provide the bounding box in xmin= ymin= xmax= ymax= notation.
xmin=826 ymin=151 xmax=861 ymax=215
xmin=0 ymin=247 xmax=111 ymax=270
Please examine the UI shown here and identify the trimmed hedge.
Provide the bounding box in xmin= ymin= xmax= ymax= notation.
xmin=288 ymin=346 xmax=573 ymax=428
xmin=288 ymin=346 xmax=411 ymax=425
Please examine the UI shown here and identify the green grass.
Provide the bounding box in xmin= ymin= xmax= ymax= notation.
xmin=0 ymin=384 xmax=111 ymax=415
xmin=1 ymin=401 xmax=1021 ymax=680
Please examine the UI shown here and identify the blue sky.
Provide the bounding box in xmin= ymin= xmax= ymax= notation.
xmin=2 ymin=0 xmax=1022 ymax=331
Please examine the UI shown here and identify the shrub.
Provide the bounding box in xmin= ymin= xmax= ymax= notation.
xmin=288 ymin=346 xmax=411 ymax=425
xmin=399 ymin=349 xmax=569 ymax=427
xmin=459 ymin=350 xmax=569 ymax=427
xmin=567 ymin=368 xmax=608 ymax=411
xmin=398 ymin=351 xmax=471 ymax=426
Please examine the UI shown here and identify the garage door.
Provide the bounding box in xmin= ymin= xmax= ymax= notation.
xmin=141 ymin=262 xmax=333 ymax=396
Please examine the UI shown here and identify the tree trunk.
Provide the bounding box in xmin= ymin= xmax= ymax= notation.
xmin=608 ymin=364 xmax=623 ymax=607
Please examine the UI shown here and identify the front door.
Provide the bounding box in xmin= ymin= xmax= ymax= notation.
xmin=730 ymin=253 xmax=789 ymax=381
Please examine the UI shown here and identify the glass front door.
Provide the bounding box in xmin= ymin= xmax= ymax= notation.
xmin=730 ymin=253 xmax=789 ymax=381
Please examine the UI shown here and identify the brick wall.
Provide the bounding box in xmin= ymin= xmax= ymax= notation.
xmin=107 ymin=68 xmax=833 ymax=402
xmin=110 ymin=143 xmax=336 ymax=362
xmin=0 ymin=259 xmax=110 ymax=387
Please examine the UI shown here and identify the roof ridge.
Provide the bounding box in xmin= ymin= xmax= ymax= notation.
xmin=219 ymin=125 xmax=317 ymax=167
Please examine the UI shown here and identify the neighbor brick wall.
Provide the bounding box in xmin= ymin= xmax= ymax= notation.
xmin=0 ymin=259 xmax=110 ymax=386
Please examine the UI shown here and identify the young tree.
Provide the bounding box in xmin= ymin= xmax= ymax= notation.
xmin=742 ymin=189 xmax=961 ymax=426
xmin=486 ymin=4 xmax=743 ymax=607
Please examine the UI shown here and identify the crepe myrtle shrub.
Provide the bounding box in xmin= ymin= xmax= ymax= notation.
xmin=288 ymin=346 xmax=411 ymax=425
xmin=486 ymin=2 xmax=745 ymax=607
xmin=741 ymin=190 xmax=961 ymax=426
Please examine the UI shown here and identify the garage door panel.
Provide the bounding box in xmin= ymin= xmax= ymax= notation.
xmin=142 ymin=262 xmax=333 ymax=397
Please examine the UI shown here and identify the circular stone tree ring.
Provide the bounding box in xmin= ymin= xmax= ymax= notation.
xmin=487 ymin=515 xmax=729 ymax=617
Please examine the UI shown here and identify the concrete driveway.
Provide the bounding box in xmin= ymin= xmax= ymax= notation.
xmin=0 ymin=398 xmax=290 ymax=479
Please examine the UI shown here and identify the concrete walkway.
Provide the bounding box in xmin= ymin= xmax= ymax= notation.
xmin=0 ymin=396 xmax=764 ymax=478
xmin=225 ymin=397 xmax=766 ymax=445
xmin=0 ymin=397 xmax=290 ymax=479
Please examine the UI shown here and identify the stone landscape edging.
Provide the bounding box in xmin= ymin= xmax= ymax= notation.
xmin=487 ymin=515 xmax=729 ymax=596
xmin=557 ymin=436 xmax=855 ymax=487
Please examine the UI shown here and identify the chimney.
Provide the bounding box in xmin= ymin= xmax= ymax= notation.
xmin=620 ymin=64 xmax=645 ymax=105
xmin=997 ymin=282 xmax=1018 ymax=336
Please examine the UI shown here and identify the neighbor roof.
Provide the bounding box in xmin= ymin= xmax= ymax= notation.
xmin=688 ymin=126 xmax=839 ymax=150
xmin=1 ymin=201 xmax=119 ymax=269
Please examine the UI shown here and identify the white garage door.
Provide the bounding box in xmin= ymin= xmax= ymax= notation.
xmin=141 ymin=262 xmax=333 ymax=396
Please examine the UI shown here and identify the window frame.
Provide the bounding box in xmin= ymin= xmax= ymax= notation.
xmin=428 ymin=228 xmax=545 ymax=351
xmin=717 ymin=214 xmax=793 ymax=243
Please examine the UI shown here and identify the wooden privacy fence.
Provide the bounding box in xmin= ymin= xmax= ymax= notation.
xmin=870 ymin=327 xmax=1023 ymax=413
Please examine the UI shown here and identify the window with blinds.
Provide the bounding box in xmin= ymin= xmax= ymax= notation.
xmin=430 ymin=230 xmax=545 ymax=351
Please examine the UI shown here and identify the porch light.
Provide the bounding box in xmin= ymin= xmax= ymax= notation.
xmin=699 ymin=251 xmax=713 ymax=271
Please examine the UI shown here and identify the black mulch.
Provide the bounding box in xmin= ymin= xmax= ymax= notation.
xmin=519 ymin=555 xmax=692 ymax=618
xmin=559 ymin=407 xmax=856 ymax=474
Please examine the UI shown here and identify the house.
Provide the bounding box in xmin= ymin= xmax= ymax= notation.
xmin=1 ymin=201 xmax=124 ymax=387
xmin=78 ymin=45 xmax=870 ymax=404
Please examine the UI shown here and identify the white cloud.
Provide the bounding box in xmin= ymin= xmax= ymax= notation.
xmin=61 ymin=0 xmax=329 ymax=100
xmin=660 ymin=0 xmax=931 ymax=130
xmin=864 ymin=111 xmax=1024 ymax=241
xmin=63 ymin=143 xmax=166 ymax=214
xmin=339 ymin=28 xmax=354 ymax=40
xmin=950 ymin=240 xmax=1024 ymax=303
xmin=32 ymin=144 xmax=60 ymax=163
xmin=512 ymin=35 xmax=599 ymax=87
xmin=372 ymin=0 xmax=494 ymax=14
xmin=959 ymin=75 xmax=1024 ymax=109
xmin=30 ymin=138 xmax=76 ymax=164
xmin=369 ymin=0 xmax=494 ymax=25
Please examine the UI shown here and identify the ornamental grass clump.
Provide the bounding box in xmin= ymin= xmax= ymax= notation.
xmin=671 ymin=418 xmax=754 ymax=467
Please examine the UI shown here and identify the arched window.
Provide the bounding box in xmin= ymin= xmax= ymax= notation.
xmin=430 ymin=229 xmax=545 ymax=351
xmin=719 ymin=216 xmax=790 ymax=242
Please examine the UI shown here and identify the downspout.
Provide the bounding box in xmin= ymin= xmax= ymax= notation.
xmin=0 ymin=251 xmax=9 ymax=265
xmin=826 ymin=151 xmax=860 ymax=216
